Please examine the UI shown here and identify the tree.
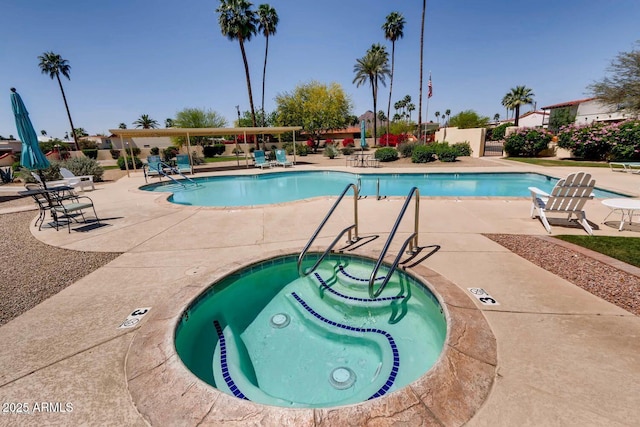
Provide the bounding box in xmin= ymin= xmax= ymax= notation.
xmin=173 ymin=107 xmax=227 ymax=147
xmin=589 ymin=42 xmax=640 ymax=114
xmin=133 ymin=114 xmax=159 ymax=129
xmin=275 ymin=81 xmax=352 ymax=150
xmin=165 ymin=118 xmax=174 ymax=128
xmin=434 ymin=111 xmax=440 ymax=124
xmin=418 ymin=0 xmax=426 ymax=139
xmin=38 ymin=51 xmax=79 ymax=150
xmin=382 ymin=11 xmax=405 ymax=137
xmin=445 ymin=109 xmax=451 ymax=126
xmin=493 ymin=113 xmax=500 ymax=122
xmin=74 ymin=128 xmax=88 ymax=137
xmin=40 ymin=130 xmax=47 ymax=136
xmin=118 ymin=123 xmax=127 ymax=129
xmin=502 ymin=85 xmax=534 ymax=126
xmin=407 ymin=103 xmax=415 ymax=122
xmin=217 ymin=0 xmax=259 ymax=133
xmin=448 ymin=110 xmax=490 ymax=129
xmin=257 ymin=4 xmax=278 ymax=127
xmin=353 ymin=44 xmax=390 ymax=146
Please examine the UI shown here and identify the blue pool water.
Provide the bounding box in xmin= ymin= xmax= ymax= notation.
xmin=174 ymin=254 xmax=446 ymax=408
xmin=141 ymin=171 xmax=625 ymax=207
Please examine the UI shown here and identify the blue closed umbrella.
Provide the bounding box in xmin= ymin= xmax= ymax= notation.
xmin=360 ymin=120 xmax=366 ymax=149
xmin=10 ymin=88 xmax=50 ymax=186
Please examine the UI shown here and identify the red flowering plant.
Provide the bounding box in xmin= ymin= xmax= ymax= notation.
xmin=379 ymin=134 xmax=399 ymax=147
xmin=342 ymin=138 xmax=355 ymax=147
xmin=325 ymin=138 xmax=334 ymax=145
xmin=236 ymin=134 xmax=256 ymax=144
xmin=306 ymin=138 xmax=314 ymax=148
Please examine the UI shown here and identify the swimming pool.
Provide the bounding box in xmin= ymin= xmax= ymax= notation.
xmin=174 ymin=253 xmax=447 ymax=408
xmin=141 ymin=171 xmax=625 ymax=206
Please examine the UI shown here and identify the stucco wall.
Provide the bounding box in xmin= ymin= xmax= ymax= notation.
xmin=434 ymin=127 xmax=486 ymax=158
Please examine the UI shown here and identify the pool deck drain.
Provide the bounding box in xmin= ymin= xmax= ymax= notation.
xmin=1 ymin=161 xmax=639 ymax=426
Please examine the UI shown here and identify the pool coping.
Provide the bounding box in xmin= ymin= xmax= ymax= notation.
xmin=125 ymin=247 xmax=497 ymax=426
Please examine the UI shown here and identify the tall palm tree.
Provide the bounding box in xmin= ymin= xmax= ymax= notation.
xmin=502 ymin=86 xmax=534 ymax=126
xmin=165 ymin=118 xmax=174 ymax=128
xmin=217 ymin=0 xmax=259 ymax=133
xmin=118 ymin=123 xmax=127 ymax=129
xmin=493 ymin=113 xmax=500 ymax=123
xmin=382 ymin=11 xmax=405 ymax=137
xmin=38 ymin=51 xmax=79 ymax=150
xmin=434 ymin=111 xmax=440 ymax=125
xmin=133 ymin=114 xmax=159 ymax=129
xmin=257 ymin=4 xmax=278 ymax=128
xmin=407 ymin=103 xmax=415 ymax=122
xmin=418 ymin=0 xmax=427 ymax=140
xmin=353 ymin=44 xmax=390 ymax=146
xmin=445 ymin=109 xmax=451 ymax=126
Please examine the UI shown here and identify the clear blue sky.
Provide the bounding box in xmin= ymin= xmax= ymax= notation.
xmin=1 ymin=0 xmax=639 ymax=139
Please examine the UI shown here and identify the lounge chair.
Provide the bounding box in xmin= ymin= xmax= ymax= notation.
xmin=609 ymin=161 xmax=640 ymax=174
xmin=253 ymin=150 xmax=272 ymax=169
xmin=59 ymin=167 xmax=95 ymax=191
xmin=31 ymin=172 xmax=68 ymax=188
xmin=529 ymin=171 xmax=595 ymax=235
xmin=145 ymin=155 xmax=163 ymax=180
xmin=175 ymin=154 xmax=192 ymax=174
xmin=275 ymin=149 xmax=293 ymax=167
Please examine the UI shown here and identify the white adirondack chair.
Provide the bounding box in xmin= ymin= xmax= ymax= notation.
xmin=528 ymin=172 xmax=595 ymax=235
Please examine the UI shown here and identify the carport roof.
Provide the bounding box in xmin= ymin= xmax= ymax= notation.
xmin=107 ymin=126 xmax=302 ymax=138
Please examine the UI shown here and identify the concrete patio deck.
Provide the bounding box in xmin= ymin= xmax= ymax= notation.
xmin=1 ymin=157 xmax=639 ymax=426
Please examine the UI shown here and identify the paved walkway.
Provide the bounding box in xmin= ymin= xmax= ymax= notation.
xmin=1 ymin=158 xmax=639 ymax=426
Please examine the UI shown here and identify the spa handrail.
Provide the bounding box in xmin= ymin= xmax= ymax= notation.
xmin=297 ymin=183 xmax=359 ymax=277
xmin=369 ymin=187 xmax=420 ymax=299
xmin=145 ymin=161 xmax=198 ymax=187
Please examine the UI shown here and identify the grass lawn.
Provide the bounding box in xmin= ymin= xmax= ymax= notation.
xmin=504 ymin=158 xmax=610 ymax=168
xmin=555 ymin=235 xmax=640 ymax=268
xmin=204 ymin=156 xmax=243 ymax=163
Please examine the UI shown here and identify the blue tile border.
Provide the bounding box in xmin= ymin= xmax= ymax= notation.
xmin=213 ymin=320 xmax=249 ymax=401
xmin=291 ymin=292 xmax=399 ymax=400
xmin=314 ymin=272 xmax=404 ymax=302
xmin=337 ymin=265 xmax=386 ymax=283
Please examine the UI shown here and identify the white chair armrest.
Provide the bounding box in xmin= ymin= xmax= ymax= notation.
xmin=528 ymin=186 xmax=549 ymax=197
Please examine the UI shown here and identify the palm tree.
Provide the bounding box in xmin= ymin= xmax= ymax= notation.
xmin=445 ymin=109 xmax=451 ymax=126
xmin=382 ymin=11 xmax=405 ymax=137
xmin=353 ymin=44 xmax=390 ymax=146
xmin=434 ymin=111 xmax=440 ymax=125
xmin=257 ymin=4 xmax=278 ymax=128
xmin=502 ymin=86 xmax=534 ymax=126
xmin=407 ymin=103 xmax=415 ymax=122
xmin=418 ymin=0 xmax=427 ymax=139
xmin=133 ymin=114 xmax=159 ymax=129
xmin=38 ymin=51 xmax=79 ymax=150
xmin=40 ymin=130 xmax=47 ymax=136
xmin=165 ymin=118 xmax=174 ymax=128
xmin=217 ymin=0 xmax=259 ymax=133
xmin=118 ymin=123 xmax=127 ymax=129
xmin=493 ymin=113 xmax=500 ymax=123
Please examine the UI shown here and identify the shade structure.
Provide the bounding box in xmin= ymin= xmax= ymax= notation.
xmin=360 ymin=120 xmax=366 ymax=148
xmin=10 ymin=88 xmax=50 ymax=171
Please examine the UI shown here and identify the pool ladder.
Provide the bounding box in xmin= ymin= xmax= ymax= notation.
xmin=144 ymin=161 xmax=198 ymax=187
xmin=298 ymin=184 xmax=420 ymax=299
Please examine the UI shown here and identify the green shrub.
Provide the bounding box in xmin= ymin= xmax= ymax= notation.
xmin=150 ymin=146 xmax=160 ymax=155
xmin=412 ymin=144 xmax=437 ymax=163
xmin=162 ymin=146 xmax=179 ymax=161
xmin=398 ymin=142 xmax=418 ymax=158
xmin=203 ymin=144 xmax=226 ymax=157
xmin=374 ymin=147 xmax=399 ymax=162
xmin=110 ymin=149 xmax=121 ymax=159
xmin=489 ymin=122 xmax=513 ymax=141
xmin=557 ymin=120 xmax=640 ymax=161
xmin=323 ymin=145 xmax=340 ymax=159
xmin=282 ymin=142 xmax=309 ymax=156
xmin=82 ymin=149 xmax=98 ymax=159
xmin=452 ymin=142 xmax=472 ymax=157
xmin=437 ymin=147 xmax=458 ymax=162
xmin=117 ymin=156 xmax=143 ymax=170
xmin=12 ymin=161 xmax=21 ymax=171
xmin=504 ymin=128 xmax=552 ymax=157
xmin=129 ymin=147 xmax=141 ymax=157
xmin=78 ymin=139 xmax=98 ymax=150
xmin=60 ymin=157 xmax=105 ymax=182
xmin=341 ymin=147 xmax=355 ymax=156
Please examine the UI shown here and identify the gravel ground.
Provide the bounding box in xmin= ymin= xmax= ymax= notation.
xmin=0 ymin=198 xmax=122 ymax=326
xmin=485 ymin=234 xmax=640 ymax=316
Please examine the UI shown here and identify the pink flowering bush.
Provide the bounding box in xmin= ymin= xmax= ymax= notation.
xmin=557 ymin=120 xmax=640 ymax=160
xmin=504 ymin=128 xmax=553 ymax=157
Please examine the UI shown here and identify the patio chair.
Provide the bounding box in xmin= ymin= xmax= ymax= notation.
xmin=253 ymin=150 xmax=272 ymax=169
xmin=145 ymin=155 xmax=163 ymax=179
xmin=275 ymin=149 xmax=293 ymax=167
xmin=59 ymin=167 xmax=95 ymax=191
xmin=609 ymin=161 xmax=640 ymax=174
xmin=175 ymin=154 xmax=192 ymax=174
xmin=48 ymin=191 xmax=100 ymax=233
xmin=31 ymin=171 xmax=67 ymax=188
xmin=528 ymin=171 xmax=595 ymax=235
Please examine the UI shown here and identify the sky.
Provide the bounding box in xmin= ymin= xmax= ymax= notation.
xmin=1 ymin=0 xmax=639 ymax=140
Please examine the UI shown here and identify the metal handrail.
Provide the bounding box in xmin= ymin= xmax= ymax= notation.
xmin=297 ymin=183 xmax=359 ymax=277
xmin=369 ymin=187 xmax=420 ymax=298
xmin=144 ymin=161 xmax=198 ymax=187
